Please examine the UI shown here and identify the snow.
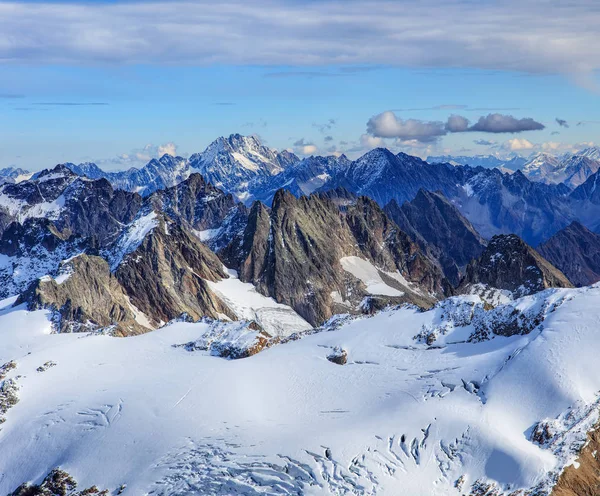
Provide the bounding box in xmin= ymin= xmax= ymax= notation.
xmin=121 ymin=294 xmax=154 ymax=330
xmin=192 ymin=227 xmax=220 ymax=242
xmin=53 ymin=271 xmax=72 ymax=285
xmin=232 ymin=152 xmax=260 ymax=172
xmin=340 ymin=256 xmax=406 ymax=296
xmin=4 ymin=283 xmax=600 ymax=494
xmin=207 ymin=267 xmax=311 ymax=337
xmin=108 ymin=211 xmax=159 ymax=270
xmin=0 ymin=191 xmax=65 ymax=222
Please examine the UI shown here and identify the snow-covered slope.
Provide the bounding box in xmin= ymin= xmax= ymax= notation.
xmin=188 ymin=134 xmax=299 ymax=201
xmin=64 ymin=135 xmax=299 ymax=201
xmin=0 ymin=167 xmax=32 ymax=185
xmin=2 ymin=284 xmax=600 ymax=495
xmin=522 ymin=150 xmax=600 ymax=188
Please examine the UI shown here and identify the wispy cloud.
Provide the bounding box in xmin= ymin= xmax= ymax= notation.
xmin=473 ymin=139 xmax=497 ymax=146
xmin=312 ymin=119 xmax=336 ymax=134
xmin=0 ymin=93 xmax=24 ymax=99
xmin=96 ymin=142 xmax=182 ymax=169
xmin=1 ymin=1 xmax=599 ymax=85
xmin=556 ymin=118 xmax=569 ymax=128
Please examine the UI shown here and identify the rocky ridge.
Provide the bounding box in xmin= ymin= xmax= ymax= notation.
xmin=459 ymin=234 xmax=573 ymax=297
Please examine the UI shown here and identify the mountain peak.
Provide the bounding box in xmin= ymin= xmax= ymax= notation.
xmin=461 ymin=233 xmax=573 ymax=296
xmin=189 ymin=134 xmax=299 ymax=198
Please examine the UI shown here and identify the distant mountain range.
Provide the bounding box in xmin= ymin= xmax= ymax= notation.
xmin=427 ymin=154 xmax=527 ymax=171
xmin=5 ymin=135 xmax=600 ymax=251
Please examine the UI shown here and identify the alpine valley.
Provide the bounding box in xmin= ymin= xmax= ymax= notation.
xmin=4 ymin=135 xmax=600 ymax=496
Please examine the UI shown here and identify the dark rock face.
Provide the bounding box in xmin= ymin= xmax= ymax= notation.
xmin=538 ymin=221 xmax=600 ymax=286
xmin=56 ymin=178 xmax=142 ymax=246
xmin=147 ymin=173 xmax=250 ymax=253
xmin=569 ymin=171 xmax=600 ymax=233
xmin=321 ymin=149 xmax=574 ymax=246
xmin=345 ymin=196 xmax=449 ymax=300
xmin=324 ymin=148 xmax=468 ymax=207
xmin=0 ymin=218 xmax=95 ymax=299
xmin=148 ymin=173 xmax=241 ymax=230
xmin=385 ymin=190 xmax=487 ymax=286
xmin=0 ymin=166 xmax=142 ymax=246
xmin=17 ymin=254 xmax=149 ymax=336
xmin=454 ymin=169 xmax=573 ymax=246
xmin=571 ymin=170 xmax=600 ymax=203
xmin=224 ymin=189 xmax=449 ymax=326
xmin=249 ymin=155 xmax=352 ymax=205
xmin=459 ymin=234 xmax=573 ymax=297
xmin=113 ymin=214 xmax=234 ymax=325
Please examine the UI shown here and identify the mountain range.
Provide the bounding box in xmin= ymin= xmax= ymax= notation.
xmin=3 ymin=134 xmax=600 ymax=495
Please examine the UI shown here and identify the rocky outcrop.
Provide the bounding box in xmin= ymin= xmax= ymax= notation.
xmin=149 ymin=173 xmax=242 ymax=230
xmin=56 ymin=178 xmax=142 ymax=246
xmin=385 ymin=190 xmax=487 ymax=286
xmin=147 ymin=172 xmax=249 ymax=252
xmin=176 ymin=320 xmax=273 ymax=359
xmin=0 ymin=218 xmax=95 ymax=298
xmin=17 ymin=254 xmax=150 ymax=336
xmin=9 ymin=468 xmax=108 ymax=496
xmin=0 ymin=165 xmax=142 ymax=245
xmin=225 ymin=189 xmax=449 ymax=326
xmin=113 ymin=214 xmax=235 ymax=325
xmin=0 ymin=360 xmax=19 ymax=426
xmin=538 ymin=221 xmax=600 ymax=286
xmin=459 ymin=234 xmax=573 ymax=297
xmin=551 ymin=423 xmax=600 ymax=496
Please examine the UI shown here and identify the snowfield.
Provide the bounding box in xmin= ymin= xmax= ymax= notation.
xmin=2 ymin=286 xmax=600 ymax=494
xmin=207 ymin=267 xmax=312 ymax=337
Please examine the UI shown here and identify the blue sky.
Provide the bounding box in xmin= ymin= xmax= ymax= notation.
xmin=1 ymin=0 xmax=600 ymax=170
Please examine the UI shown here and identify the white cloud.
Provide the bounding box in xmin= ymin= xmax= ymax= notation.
xmin=360 ymin=134 xmax=385 ymax=149
xmin=97 ymin=142 xmax=181 ymax=169
xmin=301 ymin=144 xmax=318 ymax=155
xmin=1 ymin=1 xmax=600 ymax=82
xmin=157 ymin=142 xmax=177 ymax=157
xmin=292 ymin=138 xmax=318 ymax=156
xmin=502 ymin=138 xmax=535 ymax=151
xmin=367 ymin=111 xmax=446 ymax=142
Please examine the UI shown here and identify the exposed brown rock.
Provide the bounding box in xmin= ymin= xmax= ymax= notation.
xmin=552 ymin=424 xmax=600 ymax=496
xmin=115 ymin=215 xmax=235 ymax=324
xmin=223 ymin=189 xmax=449 ymax=326
xmin=17 ymin=254 xmax=149 ymax=336
xmin=327 ymin=347 xmax=348 ymax=365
